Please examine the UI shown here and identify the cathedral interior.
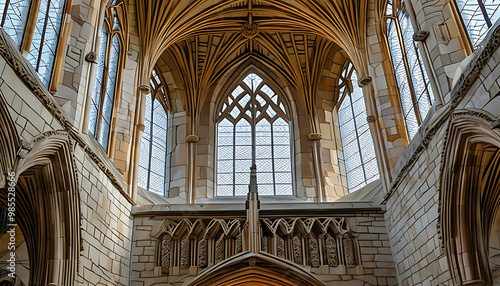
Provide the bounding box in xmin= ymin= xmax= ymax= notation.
xmin=0 ymin=0 xmax=500 ymax=285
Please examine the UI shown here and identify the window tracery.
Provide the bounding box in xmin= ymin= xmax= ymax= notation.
xmin=337 ymin=62 xmax=379 ymax=192
xmin=26 ymin=0 xmax=65 ymax=87
xmin=216 ymin=72 xmax=293 ymax=196
xmin=89 ymin=1 xmax=125 ymax=152
xmin=0 ymin=0 xmax=31 ymax=47
xmin=1 ymin=0 xmax=68 ymax=87
xmin=386 ymin=0 xmax=434 ymax=139
xmin=455 ymin=0 xmax=500 ymax=48
xmin=138 ymin=67 xmax=169 ymax=196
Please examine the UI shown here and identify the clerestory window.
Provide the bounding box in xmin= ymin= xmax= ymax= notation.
xmin=1 ymin=0 xmax=66 ymax=88
xmin=386 ymin=0 xmax=434 ymax=139
xmin=89 ymin=1 xmax=125 ymax=152
xmin=138 ymin=67 xmax=169 ymax=196
xmin=337 ymin=62 xmax=379 ymax=192
xmin=216 ymin=73 xmax=293 ymax=196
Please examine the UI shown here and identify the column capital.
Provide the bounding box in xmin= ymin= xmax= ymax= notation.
xmin=308 ymin=133 xmax=322 ymax=140
xmin=186 ymin=135 xmax=200 ymax=143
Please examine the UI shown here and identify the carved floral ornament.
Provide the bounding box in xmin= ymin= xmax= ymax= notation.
xmin=241 ymin=22 xmax=259 ymax=38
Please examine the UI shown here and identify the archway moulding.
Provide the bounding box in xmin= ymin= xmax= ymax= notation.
xmin=438 ymin=109 xmax=500 ymax=285
xmin=186 ymin=252 xmax=325 ymax=286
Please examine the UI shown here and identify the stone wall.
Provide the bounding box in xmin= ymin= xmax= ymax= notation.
xmin=131 ymin=204 xmax=397 ymax=286
xmin=0 ymin=28 xmax=134 ymax=285
xmin=383 ymin=16 xmax=500 ymax=285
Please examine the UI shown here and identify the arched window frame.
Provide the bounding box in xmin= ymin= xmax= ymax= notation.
xmin=385 ymin=0 xmax=434 ymax=139
xmin=215 ymin=72 xmax=294 ymax=197
xmin=88 ymin=0 xmax=127 ymax=153
xmin=336 ymin=61 xmax=379 ymax=193
xmin=137 ymin=66 xmax=170 ymax=196
xmin=0 ymin=0 xmax=72 ymax=91
xmin=454 ymin=0 xmax=500 ymax=49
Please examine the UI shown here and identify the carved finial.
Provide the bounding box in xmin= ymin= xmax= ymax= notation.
xmin=185 ymin=135 xmax=200 ymax=143
xmin=308 ymin=133 xmax=322 ymax=140
xmin=358 ymin=76 xmax=372 ymax=86
xmin=241 ymin=22 xmax=259 ymax=38
xmin=85 ymin=52 xmax=98 ymax=63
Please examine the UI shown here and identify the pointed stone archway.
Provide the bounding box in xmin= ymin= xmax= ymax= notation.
xmin=187 ymin=252 xmax=325 ymax=286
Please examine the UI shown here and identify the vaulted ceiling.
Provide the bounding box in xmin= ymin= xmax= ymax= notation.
xmin=134 ymin=0 xmax=387 ymax=132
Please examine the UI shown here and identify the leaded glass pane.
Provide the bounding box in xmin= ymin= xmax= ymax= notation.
xmin=456 ymin=0 xmax=500 ymax=48
xmin=337 ymin=64 xmax=379 ymax=192
xmin=27 ymin=0 xmax=65 ymax=87
xmin=0 ymin=0 xmax=31 ymax=46
xmin=216 ymin=73 xmax=293 ymax=196
xmin=97 ymin=34 xmax=120 ymax=150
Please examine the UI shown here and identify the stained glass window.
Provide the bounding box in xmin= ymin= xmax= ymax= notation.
xmin=26 ymin=0 xmax=65 ymax=87
xmin=88 ymin=4 xmax=123 ymax=152
xmin=337 ymin=62 xmax=379 ymax=192
xmin=386 ymin=1 xmax=434 ymax=139
xmin=0 ymin=0 xmax=31 ymax=47
xmin=455 ymin=0 xmax=500 ymax=48
xmin=216 ymin=73 xmax=293 ymax=196
xmin=138 ymin=67 xmax=169 ymax=196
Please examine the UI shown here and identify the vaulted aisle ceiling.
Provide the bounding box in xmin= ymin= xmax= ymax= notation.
xmin=134 ymin=0 xmax=384 ymax=131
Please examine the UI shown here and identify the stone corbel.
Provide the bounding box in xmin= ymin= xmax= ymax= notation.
xmin=413 ymin=30 xmax=430 ymax=42
xmin=17 ymin=140 xmax=33 ymax=159
xmin=139 ymin=84 xmax=152 ymax=94
xmin=358 ymin=76 xmax=372 ymax=87
xmin=84 ymin=52 xmax=98 ymax=63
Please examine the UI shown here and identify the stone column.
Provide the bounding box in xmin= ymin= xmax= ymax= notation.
xmin=309 ymin=133 xmax=324 ymax=202
xmin=130 ymin=84 xmax=150 ymax=201
xmin=359 ymin=76 xmax=391 ymax=191
xmin=246 ymin=165 xmax=260 ymax=253
xmin=186 ymin=134 xmax=199 ymax=204
xmin=81 ymin=0 xmax=107 ymax=134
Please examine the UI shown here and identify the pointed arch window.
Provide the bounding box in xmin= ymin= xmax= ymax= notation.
xmin=455 ymin=0 xmax=500 ymax=48
xmin=138 ymin=67 xmax=169 ymax=196
xmin=337 ymin=62 xmax=379 ymax=192
xmin=216 ymin=73 xmax=293 ymax=196
xmin=89 ymin=2 xmax=124 ymax=152
xmin=386 ymin=0 xmax=434 ymax=139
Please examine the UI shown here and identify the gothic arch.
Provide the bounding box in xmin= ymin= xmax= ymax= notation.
xmin=211 ymin=65 xmax=296 ymax=124
xmin=440 ymin=111 xmax=500 ymax=285
xmin=187 ymin=252 xmax=325 ymax=286
xmin=0 ymin=92 xmax=20 ymax=189
xmin=3 ymin=131 xmax=81 ymax=285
